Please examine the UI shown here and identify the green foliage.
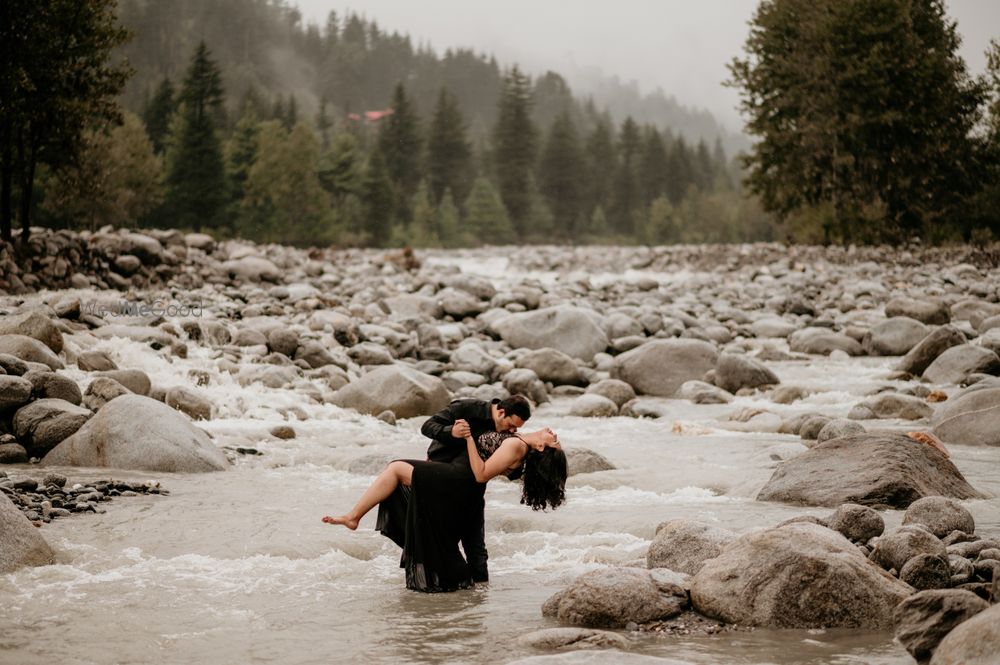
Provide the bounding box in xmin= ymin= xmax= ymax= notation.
xmin=378 ymin=83 xmax=423 ymax=219
xmin=41 ymin=112 xmax=163 ymax=229
xmin=729 ymin=0 xmax=988 ymax=242
xmin=427 ymin=88 xmax=473 ymax=206
xmin=360 ymin=150 xmax=396 ymax=246
xmin=538 ymin=112 xmax=585 ymax=237
xmin=164 ymin=43 xmax=228 ymax=232
xmin=142 ymin=78 xmax=175 ymax=154
xmin=611 ymin=117 xmax=641 ymax=235
xmin=493 ymin=67 xmax=538 ymax=232
xmin=225 ymin=103 xmax=261 ymax=230
xmin=463 ymin=177 xmax=514 ymax=243
xmin=1 ymin=0 xmax=132 ymax=241
xmin=242 ymin=121 xmax=334 ymax=245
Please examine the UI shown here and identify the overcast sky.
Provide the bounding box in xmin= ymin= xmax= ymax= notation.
xmin=295 ymin=0 xmax=998 ymax=133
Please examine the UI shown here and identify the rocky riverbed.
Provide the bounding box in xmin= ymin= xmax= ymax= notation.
xmin=1 ymin=228 xmax=1000 ymax=665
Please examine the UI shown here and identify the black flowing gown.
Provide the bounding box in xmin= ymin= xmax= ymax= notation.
xmin=375 ymin=453 xmax=484 ymax=592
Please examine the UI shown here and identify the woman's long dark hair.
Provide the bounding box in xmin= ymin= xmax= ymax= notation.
xmin=520 ymin=447 xmax=567 ymax=511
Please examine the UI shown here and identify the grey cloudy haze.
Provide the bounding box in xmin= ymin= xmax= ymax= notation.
xmin=295 ymin=0 xmax=998 ymax=134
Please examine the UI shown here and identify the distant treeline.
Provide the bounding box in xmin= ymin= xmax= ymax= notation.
xmin=6 ymin=0 xmax=998 ymax=248
xmin=33 ymin=4 xmax=762 ymax=247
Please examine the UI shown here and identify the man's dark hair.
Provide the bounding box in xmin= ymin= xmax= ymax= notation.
xmin=520 ymin=447 xmax=567 ymax=511
xmin=498 ymin=395 xmax=531 ymax=421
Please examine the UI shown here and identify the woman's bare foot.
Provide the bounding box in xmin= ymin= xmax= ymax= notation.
xmin=322 ymin=515 xmax=359 ymax=530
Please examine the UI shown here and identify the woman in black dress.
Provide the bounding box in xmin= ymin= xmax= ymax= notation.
xmin=322 ymin=426 xmax=567 ymax=592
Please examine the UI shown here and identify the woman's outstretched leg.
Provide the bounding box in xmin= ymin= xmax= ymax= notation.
xmin=322 ymin=461 xmax=414 ymax=530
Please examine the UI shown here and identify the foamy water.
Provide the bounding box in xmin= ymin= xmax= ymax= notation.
xmin=2 ymin=256 xmax=999 ymax=665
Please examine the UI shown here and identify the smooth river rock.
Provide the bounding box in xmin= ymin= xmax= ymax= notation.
xmin=646 ymin=519 xmax=736 ymax=575
xmin=611 ymin=339 xmax=718 ymax=397
xmin=493 ymin=306 xmax=609 ymax=361
xmin=542 ymin=567 xmax=688 ymax=628
xmin=932 ymin=386 xmax=1000 ymax=446
xmin=331 ymin=364 xmax=451 ymax=419
xmin=756 ymin=433 xmax=985 ymax=508
xmin=42 ymin=394 xmax=228 ymax=472
xmin=0 ymin=492 xmax=56 ymax=573
xmin=930 ymin=602 xmax=1000 ymax=665
xmin=690 ymin=523 xmax=912 ymax=629
xmin=894 ymin=589 xmax=989 ymax=664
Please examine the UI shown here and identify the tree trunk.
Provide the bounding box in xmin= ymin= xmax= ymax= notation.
xmin=1 ymin=136 xmax=12 ymax=242
xmin=17 ymin=132 xmax=37 ymax=246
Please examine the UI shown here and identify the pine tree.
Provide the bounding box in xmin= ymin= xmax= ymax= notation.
xmin=538 ymin=112 xmax=584 ymax=237
xmin=242 ymin=121 xmax=333 ymax=245
xmin=436 ymin=189 xmax=463 ymax=246
xmin=377 ymin=82 xmax=423 ymax=219
xmin=225 ymin=103 xmax=260 ymax=229
xmin=638 ymin=127 xmax=669 ymax=207
xmin=164 ymin=42 xmax=228 ymax=231
xmin=361 ymin=150 xmax=395 ymax=246
xmin=492 ymin=66 xmax=537 ymax=233
xmin=729 ymin=0 xmax=987 ymax=241
xmin=665 ymin=137 xmax=694 ymax=205
xmin=286 ymin=94 xmax=298 ymax=130
xmin=319 ymin=132 xmax=362 ymax=204
xmin=427 ymin=87 xmax=473 ymax=206
xmin=464 ymin=176 xmax=513 ymax=243
xmin=584 ymin=118 xmax=616 ymax=224
xmin=611 ymin=117 xmax=641 ymax=234
xmin=142 ymin=78 xmax=175 ymax=154
xmin=316 ymin=97 xmax=333 ymax=148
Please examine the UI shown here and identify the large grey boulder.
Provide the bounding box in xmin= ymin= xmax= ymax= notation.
xmin=517 ymin=627 xmax=630 ymax=651
xmin=756 ymin=433 xmax=985 ymax=508
xmin=0 ymin=334 xmax=64 ymax=370
xmin=493 ymin=306 xmax=609 ymax=361
xmin=690 ymin=523 xmax=911 ymax=628
xmin=932 ymin=386 xmax=1000 ymax=446
xmin=923 ymin=345 xmax=1000 ymax=385
xmin=930 ymin=602 xmax=1000 ymax=665
xmin=541 ymin=567 xmax=688 ymax=628
xmin=902 ymin=496 xmax=975 ymax=538
xmin=165 ymin=386 xmax=214 ymax=421
xmin=897 ymin=326 xmax=967 ymax=376
xmin=886 ymin=298 xmax=951 ymax=325
xmin=894 ymin=589 xmax=989 ymax=664
xmin=788 ymin=328 xmax=863 ymax=356
xmin=515 ymin=348 xmax=584 ymax=386
xmin=96 ymin=369 xmax=151 ymax=396
xmin=0 ymin=310 xmax=63 ymax=353
xmin=646 ymin=519 xmax=736 ymax=575
xmin=0 ymin=375 xmax=33 ymax=411
xmin=862 ymin=317 xmax=930 ymax=356
xmin=871 ymin=526 xmax=948 ymax=571
xmin=714 ymin=353 xmax=779 ymax=393
xmin=222 ymin=256 xmax=282 ymax=283
xmin=450 ymin=343 xmax=499 ymax=376
xmin=585 ymin=379 xmax=635 ymax=407
xmin=851 ymin=393 xmax=933 ymax=420
xmin=383 ymin=294 xmax=442 ymax=320
xmin=568 ymin=394 xmax=618 ymax=418
xmin=0 ymin=492 xmax=56 ymax=573
xmin=612 ymin=339 xmax=718 ymax=397
xmin=827 ymin=503 xmax=884 ymax=543
xmin=83 ymin=376 xmax=131 ymax=411
xmin=13 ymin=398 xmax=91 ymax=457
xmin=950 ymin=298 xmax=1000 ymax=328
xmin=565 ymin=447 xmax=615 ymax=476
xmin=331 ymin=365 xmax=450 ymax=419
xmin=23 ymin=369 xmax=82 ymax=405
xmin=502 ymin=368 xmax=549 ymax=405
xmin=42 ymin=394 xmax=228 ymax=472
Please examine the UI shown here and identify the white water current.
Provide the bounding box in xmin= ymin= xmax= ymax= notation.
xmin=1 ymin=252 xmax=998 ymax=665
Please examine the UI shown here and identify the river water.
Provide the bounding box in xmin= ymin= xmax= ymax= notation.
xmin=2 ymin=253 xmax=998 ymax=665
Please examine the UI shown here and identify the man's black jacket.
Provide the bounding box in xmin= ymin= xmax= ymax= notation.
xmin=422 ymin=398 xmax=499 ymax=463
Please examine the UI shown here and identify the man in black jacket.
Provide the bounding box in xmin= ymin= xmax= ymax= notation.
xmin=420 ymin=395 xmax=532 ymax=583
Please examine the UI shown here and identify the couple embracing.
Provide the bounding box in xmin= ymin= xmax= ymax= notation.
xmin=323 ymin=396 xmax=568 ymax=592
